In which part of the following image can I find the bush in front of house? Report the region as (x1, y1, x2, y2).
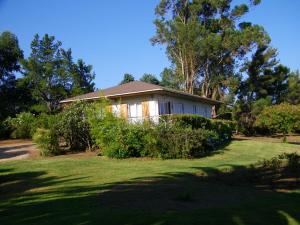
(104, 122, 153, 158)
(160, 114, 235, 146)
(57, 101, 93, 151)
(160, 114, 212, 129)
(33, 128, 60, 156)
(147, 124, 219, 159)
(88, 105, 154, 158)
(88, 109, 233, 159)
(255, 103, 300, 141)
(32, 101, 93, 156)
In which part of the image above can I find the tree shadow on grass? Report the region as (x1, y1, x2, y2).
(0, 168, 90, 202)
(1, 155, 300, 225)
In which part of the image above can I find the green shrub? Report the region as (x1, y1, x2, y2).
(148, 124, 217, 159)
(89, 111, 227, 159)
(5, 112, 36, 139)
(5, 112, 58, 139)
(89, 107, 153, 158)
(160, 114, 234, 146)
(210, 119, 235, 144)
(0, 120, 12, 139)
(88, 108, 234, 159)
(212, 153, 300, 187)
(33, 128, 60, 156)
(233, 98, 272, 135)
(160, 114, 212, 129)
(255, 103, 300, 141)
(35, 113, 58, 130)
(57, 102, 92, 151)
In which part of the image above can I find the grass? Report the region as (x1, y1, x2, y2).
(0, 139, 300, 225)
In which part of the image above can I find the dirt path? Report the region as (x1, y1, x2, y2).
(0, 140, 38, 162)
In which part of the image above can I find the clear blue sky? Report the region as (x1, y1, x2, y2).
(0, 0, 299, 89)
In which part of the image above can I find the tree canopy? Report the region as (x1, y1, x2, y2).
(21, 34, 95, 113)
(286, 71, 300, 105)
(120, 73, 135, 84)
(0, 31, 24, 121)
(140, 73, 160, 85)
(0, 31, 23, 82)
(238, 45, 289, 104)
(152, 0, 269, 99)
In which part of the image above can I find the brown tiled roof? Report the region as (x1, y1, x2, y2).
(60, 81, 221, 105)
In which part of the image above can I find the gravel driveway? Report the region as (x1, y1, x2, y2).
(0, 140, 38, 162)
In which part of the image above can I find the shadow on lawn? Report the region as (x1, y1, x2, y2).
(1, 155, 300, 225)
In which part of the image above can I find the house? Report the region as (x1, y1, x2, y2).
(60, 81, 221, 122)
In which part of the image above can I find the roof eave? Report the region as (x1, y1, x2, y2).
(60, 89, 222, 105)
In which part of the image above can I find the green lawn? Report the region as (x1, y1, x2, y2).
(1, 139, 300, 225)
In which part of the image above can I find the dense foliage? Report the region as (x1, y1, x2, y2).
(140, 73, 160, 85)
(161, 114, 235, 144)
(146, 124, 219, 159)
(286, 71, 300, 105)
(233, 97, 272, 135)
(0, 31, 29, 127)
(4, 112, 58, 139)
(88, 107, 234, 159)
(58, 102, 92, 151)
(5, 112, 36, 139)
(3, 102, 93, 155)
(21, 34, 95, 113)
(33, 128, 60, 156)
(152, 0, 269, 98)
(255, 103, 300, 141)
(120, 73, 135, 84)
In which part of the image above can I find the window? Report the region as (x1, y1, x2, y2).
(128, 103, 142, 122)
(159, 101, 171, 115)
(193, 105, 201, 115)
(173, 103, 184, 114)
(193, 105, 197, 114)
(112, 104, 120, 117)
(204, 107, 208, 118)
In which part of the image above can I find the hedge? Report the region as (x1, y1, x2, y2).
(89, 112, 235, 159)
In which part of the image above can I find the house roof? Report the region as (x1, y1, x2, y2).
(60, 81, 221, 105)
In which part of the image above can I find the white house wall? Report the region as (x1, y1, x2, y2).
(110, 95, 159, 121)
(154, 94, 213, 118)
(109, 93, 213, 120)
